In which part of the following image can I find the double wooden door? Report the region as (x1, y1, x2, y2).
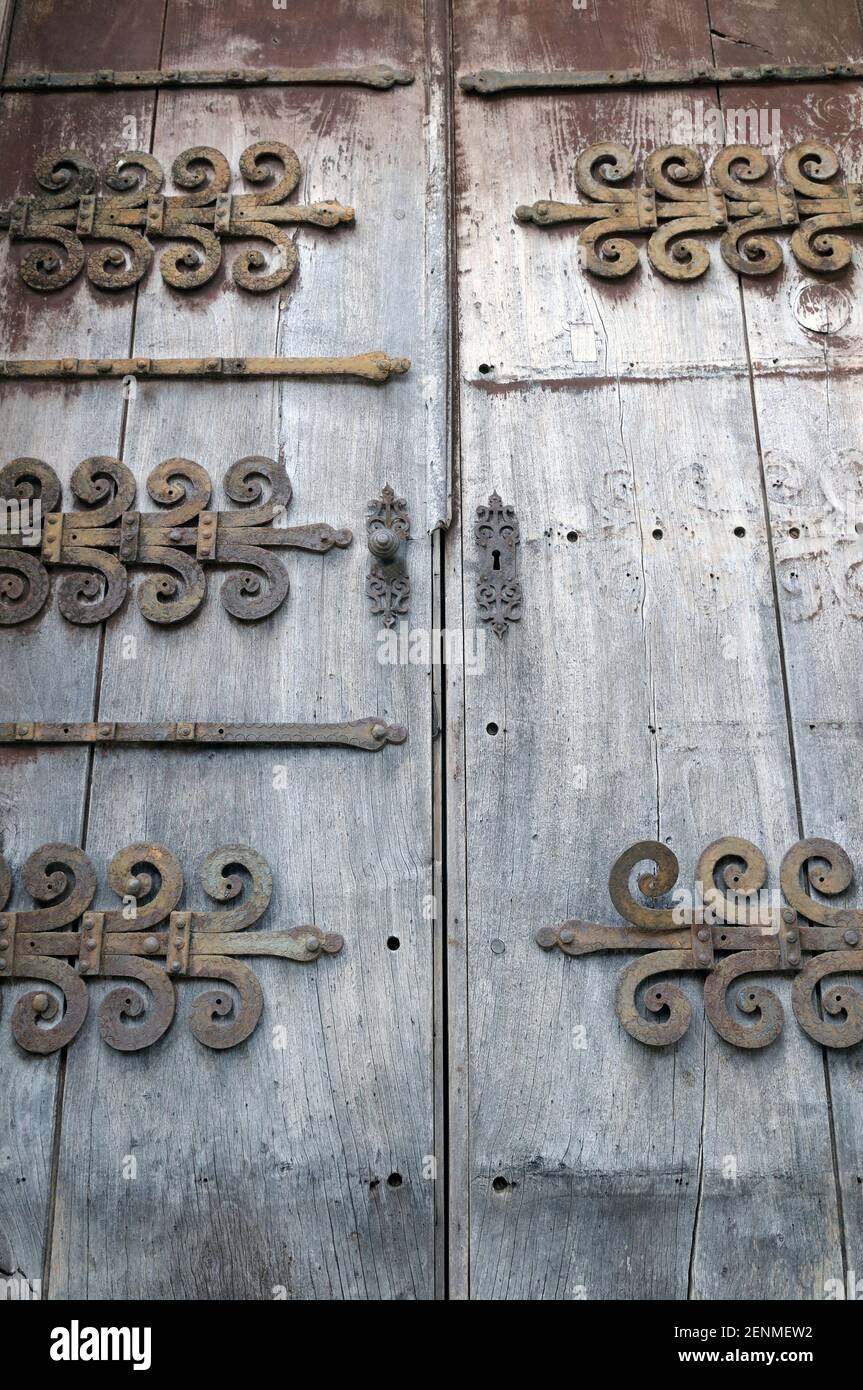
(1, 0, 861, 1300)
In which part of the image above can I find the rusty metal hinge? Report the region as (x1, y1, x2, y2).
(536, 837, 863, 1050)
(0, 142, 353, 294)
(4, 64, 414, 94)
(515, 140, 863, 280)
(461, 61, 863, 95)
(0, 352, 410, 382)
(0, 456, 351, 626)
(0, 843, 343, 1053)
(475, 492, 522, 638)
(1, 719, 407, 750)
(366, 484, 411, 627)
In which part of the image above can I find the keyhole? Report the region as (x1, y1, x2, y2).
(492, 549, 501, 571)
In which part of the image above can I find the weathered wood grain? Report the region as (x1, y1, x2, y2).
(0, 47, 159, 1306)
(4, 0, 167, 78)
(707, 0, 863, 67)
(725, 81, 863, 1301)
(451, 16, 845, 1295)
(453, 0, 714, 76)
(46, 0, 440, 1300)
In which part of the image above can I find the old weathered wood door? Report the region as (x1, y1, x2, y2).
(1, 0, 862, 1302)
(447, 0, 863, 1300)
(0, 0, 444, 1300)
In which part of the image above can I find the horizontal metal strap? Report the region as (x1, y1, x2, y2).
(2, 719, 408, 751)
(4, 64, 414, 93)
(0, 353, 411, 382)
(460, 61, 863, 95)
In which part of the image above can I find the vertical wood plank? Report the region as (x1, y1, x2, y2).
(46, 1, 441, 1299)
(725, 78, 863, 1299)
(0, 34, 161, 1298)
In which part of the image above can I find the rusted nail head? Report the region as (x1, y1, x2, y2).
(782, 907, 795, 924)
(559, 927, 575, 945)
(844, 929, 859, 946)
(697, 927, 710, 942)
(143, 935, 160, 953)
(32, 992, 49, 1013)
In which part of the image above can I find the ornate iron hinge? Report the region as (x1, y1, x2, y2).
(366, 484, 411, 627)
(515, 141, 863, 280)
(4, 64, 414, 93)
(1, 719, 407, 751)
(0, 455, 351, 626)
(461, 61, 863, 95)
(0, 843, 343, 1053)
(536, 837, 863, 1050)
(0, 352, 410, 382)
(475, 492, 522, 638)
(0, 142, 353, 294)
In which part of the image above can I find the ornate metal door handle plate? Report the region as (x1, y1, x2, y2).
(515, 140, 863, 280)
(0, 142, 353, 294)
(366, 484, 411, 627)
(0, 843, 344, 1053)
(475, 492, 522, 638)
(0, 455, 351, 626)
(536, 837, 863, 1050)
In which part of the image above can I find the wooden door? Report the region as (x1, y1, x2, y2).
(0, 0, 445, 1300)
(447, 0, 863, 1299)
(2, 0, 863, 1304)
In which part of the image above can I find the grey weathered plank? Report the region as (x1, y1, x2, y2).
(451, 27, 844, 1294)
(725, 79, 863, 1299)
(47, 0, 440, 1300)
(0, 76, 158, 1295)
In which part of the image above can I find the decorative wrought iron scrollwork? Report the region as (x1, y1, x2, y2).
(536, 836, 863, 1051)
(0, 843, 344, 1054)
(516, 141, 863, 281)
(0, 455, 352, 627)
(475, 492, 522, 638)
(366, 484, 411, 628)
(0, 142, 354, 294)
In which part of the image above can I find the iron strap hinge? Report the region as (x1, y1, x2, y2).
(1, 719, 408, 751)
(0, 353, 410, 382)
(515, 141, 863, 280)
(4, 64, 414, 93)
(536, 836, 863, 1051)
(0, 455, 353, 626)
(0, 141, 355, 295)
(461, 62, 863, 94)
(0, 844, 345, 1054)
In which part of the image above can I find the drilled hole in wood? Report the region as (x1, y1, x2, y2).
(492, 1175, 509, 1193)
(567, 530, 578, 542)
(387, 936, 400, 951)
(486, 722, 499, 736)
(789, 526, 800, 538)
(652, 528, 663, 540)
(387, 1172, 403, 1188)
(478, 363, 493, 375)
(734, 526, 746, 538)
